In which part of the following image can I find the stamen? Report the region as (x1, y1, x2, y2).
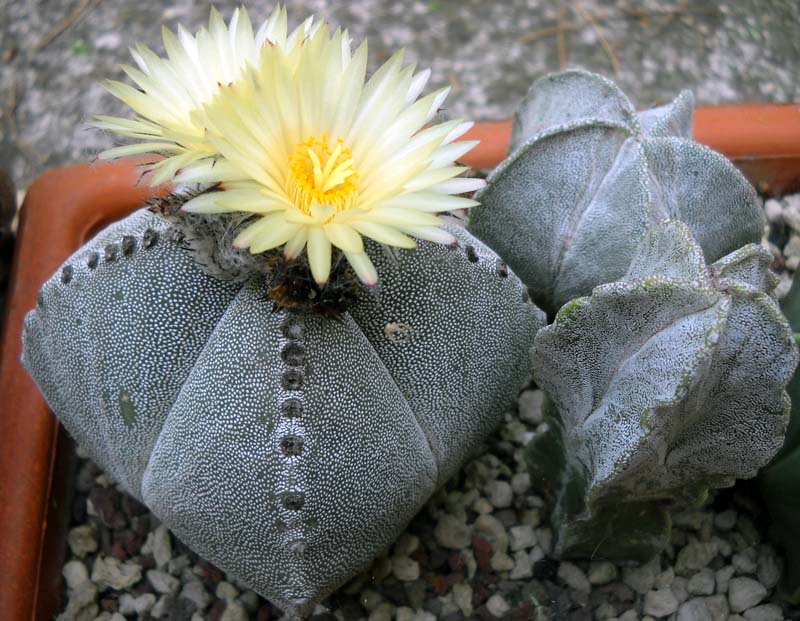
(287, 135, 358, 216)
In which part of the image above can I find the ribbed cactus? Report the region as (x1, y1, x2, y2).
(469, 69, 764, 316)
(527, 220, 797, 561)
(761, 278, 800, 602)
(22, 208, 544, 616)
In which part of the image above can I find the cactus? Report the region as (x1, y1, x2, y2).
(527, 219, 797, 561)
(22, 208, 544, 617)
(469, 69, 764, 316)
(760, 278, 800, 603)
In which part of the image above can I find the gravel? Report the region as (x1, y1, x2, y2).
(54, 195, 800, 619)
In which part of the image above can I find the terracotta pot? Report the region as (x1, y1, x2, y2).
(1, 104, 799, 620)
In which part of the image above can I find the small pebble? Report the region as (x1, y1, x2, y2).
(557, 561, 591, 593)
(62, 559, 89, 590)
(715, 565, 735, 594)
(393, 533, 419, 557)
(152, 524, 173, 569)
(368, 602, 393, 621)
(452, 583, 473, 617)
(490, 551, 514, 572)
(728, 577, 767, 613)
(486, 593, 511, 618)
(474, 514, 509, 553)
(215, 581, 239, 601)
(677, 598, 713, 621)
(508, 524, 537, 551)
(510, 472, 530, 495)
(391, 556, 420, 581)
(688, 568, 715, 596)
(118, 592, 156, 616)
(510, 550, 533, 580)
(703, 594, 730, 621)
(623, 558, 659, 594)
(518, 389, 543, 424)
(180, 580, 212, 611)
(484, 480, 513, 509)
(147, 569, 180, 594)
(742, 603, 784, 621)
(644, 588, 679, 618)
(434, 514, 471, 550)
(732, 548, 758, 575)
(67, 525, 98, 558)
(220, 600, 249, 621)
(676, 542, 718, 576)
(756, 545, 782, 589)
(91, 556, 142, 590)
(588, 560, 618, 585)
(714, 510, 737, 532)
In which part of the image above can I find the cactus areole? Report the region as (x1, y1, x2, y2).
(20, 6, 546, 617)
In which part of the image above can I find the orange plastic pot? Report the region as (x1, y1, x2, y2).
(1, 104, 799, 621)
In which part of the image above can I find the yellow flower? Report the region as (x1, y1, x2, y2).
(95, 5, 309, 184)
(180, 20, 484, 285)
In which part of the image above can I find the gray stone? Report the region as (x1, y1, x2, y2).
(152, 524, 172, 569)
(623, 558, 659, 595)
(688, 568, 716, 596)
(742, 604, 785, 621)
(90, 556, 142, 591)
(714, 510, 738, 532)
(676, 542, 718, 576)
(618, 611, 638, 621)
(643, 589, 679, 618)
(509, 524, 537, 551)
(716, 566, 736, 594)
(703, 595, 730, 621)
(510, 550, 534, 580)
(147, 569, 180, 595)
(452, 583, 473, 617)
(118, 593, 156, 616)
(474, 514, 509, 553)
(486, 593, 511, 618)
(391, 556, 420, 582)
(490, 551, 515, 572)
(57, 581, 98, 621)
(220, 601, 249, 621)
(589, 561, 619, 586)
(367, 603, 393, 621)
(215, 581, 239, 601)
(67, 525, 98, 559)
(757, 545, 782, 589)
(434, 514, 471, 550)
(393, 533, 419, 557)
(511, 472, 531, 495)
(677, 599, 713, 621)
(62, 560, 89, 590)
(360, 589, 384, 612)
(485, 480, 513, 509)
(733, 548, 758, 575)
(594, 602, 616, 619)
(671, 577, 690, 604)
(179, 580, 212, 611)
(764, 200, 784, 224)
(655, 567, 675, 589)
(728, 577, 767, 613)
(557, 561, 591, 593)
(518, 390, 544, 425)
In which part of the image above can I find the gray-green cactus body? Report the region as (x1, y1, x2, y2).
(469, 70, 764, 316)
(760, 278, 800, 603)
(527, 220, 797, 561)
(22, 208, 544, 616)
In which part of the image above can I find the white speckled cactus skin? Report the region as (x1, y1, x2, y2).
(527, 220, 798, 561)
(469, 70, 765, 316)
(22, 208, 544, 617)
